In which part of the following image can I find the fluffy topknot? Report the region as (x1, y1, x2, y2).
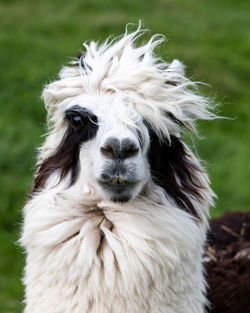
(42, 24, 215, 140)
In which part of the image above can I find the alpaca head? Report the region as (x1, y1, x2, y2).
(44, 92, 151, 203)
(32, 25, 215, 218)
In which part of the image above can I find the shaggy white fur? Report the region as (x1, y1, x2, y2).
(21, 25, 215, 313)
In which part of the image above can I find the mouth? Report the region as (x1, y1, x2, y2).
(98, 176, 138, 203)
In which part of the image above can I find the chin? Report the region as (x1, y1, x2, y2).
(99, 180, 141, 203)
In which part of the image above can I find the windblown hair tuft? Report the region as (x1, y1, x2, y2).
(42, 24, 215, 141)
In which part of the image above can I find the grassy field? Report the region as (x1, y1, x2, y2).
(0, 0, 249, 311)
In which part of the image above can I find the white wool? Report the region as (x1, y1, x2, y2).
(21, 184, 209, 313)
(21, 25, 216, 313)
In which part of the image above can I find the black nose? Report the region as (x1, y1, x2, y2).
(101, 137, 139, 160)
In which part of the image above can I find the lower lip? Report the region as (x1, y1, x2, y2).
(99, 180, 136, 189)
(98, 181, 137, 203)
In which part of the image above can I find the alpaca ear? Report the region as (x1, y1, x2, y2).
(42, 66, 83, 114)
(168, 59, 185, 76)
(160, 58, 215, 135)
(148, 126, 208, 220)
(42, 84, 58, 113)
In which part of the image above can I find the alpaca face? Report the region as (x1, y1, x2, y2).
(54, 93, 150, 203)
(32, 27, 215, 217)
(33, 90, 210, 214)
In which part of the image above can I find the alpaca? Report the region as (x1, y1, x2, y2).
(20, 25, 216, 313)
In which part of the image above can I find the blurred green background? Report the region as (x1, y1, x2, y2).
(0, 0, 249, 311)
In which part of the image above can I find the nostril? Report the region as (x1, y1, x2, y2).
(100, 145, 114, 158)
(122, 139, 139, 158)
(125, 147, 139, 158)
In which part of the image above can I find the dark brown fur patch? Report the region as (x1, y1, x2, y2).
(147, 128, 205, 219)
(31, 126, 81, 194)
(31, 106, 98, 195)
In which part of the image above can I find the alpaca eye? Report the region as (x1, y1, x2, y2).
(65, 105, 98, 132)
(69, 114, 84, 129)
(73, 116, 81, 122)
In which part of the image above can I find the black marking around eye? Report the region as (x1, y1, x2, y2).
(65, 105, 98, 131)
(31, 105, 98, 194)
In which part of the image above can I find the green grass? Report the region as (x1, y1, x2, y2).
(1, 0, 250, 311)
